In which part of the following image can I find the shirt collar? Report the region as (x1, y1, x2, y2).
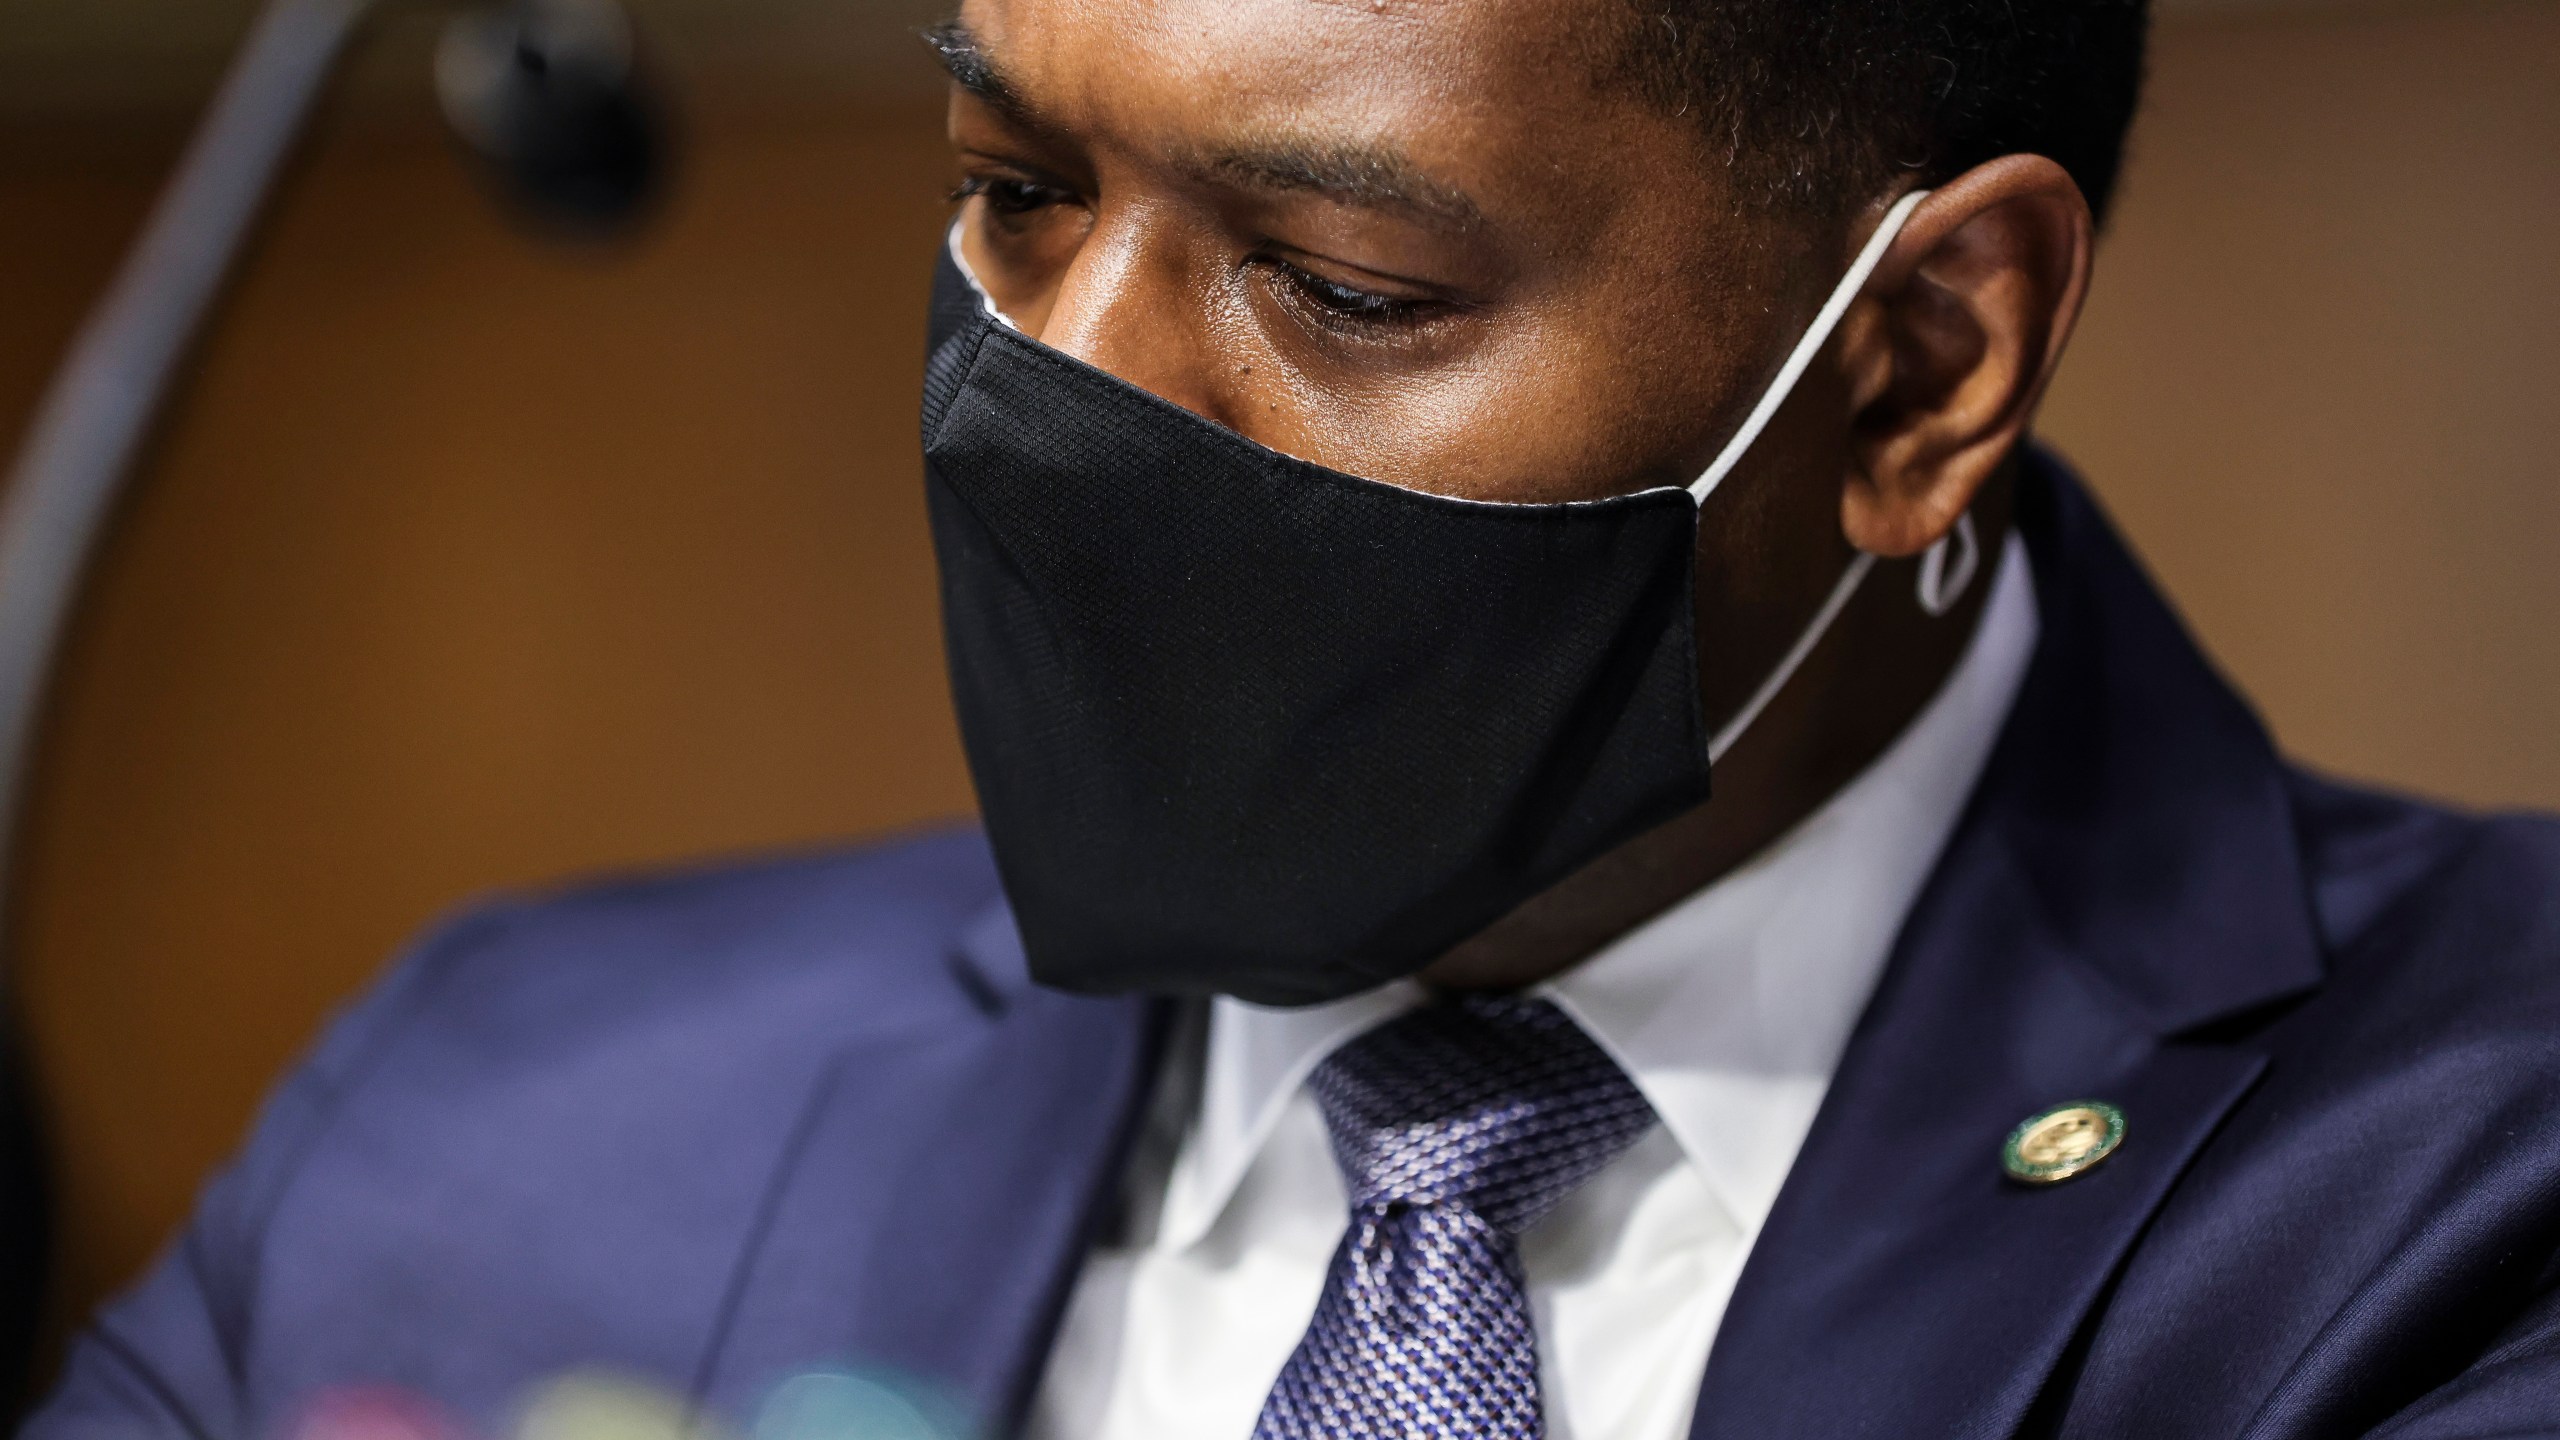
(1160, 535, 2042, 1251)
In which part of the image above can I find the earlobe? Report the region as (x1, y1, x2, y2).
(1840, 155, 2095, 559)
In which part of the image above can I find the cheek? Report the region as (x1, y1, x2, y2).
(958, 203, 1093, 334)
(1244, 307, 1747, 507)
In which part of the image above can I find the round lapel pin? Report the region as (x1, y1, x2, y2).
(2003, 1100, 2127, 1185)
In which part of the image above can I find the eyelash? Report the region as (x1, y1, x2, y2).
(948, 174, 1072, 217)
(951, 174, 1443, 334)
(1255, 257, 1435, 331)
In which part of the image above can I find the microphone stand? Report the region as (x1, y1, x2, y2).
(1, 0, 381, 887)
(0, 0, 662, 1386)
(0, 0, 381, 1394)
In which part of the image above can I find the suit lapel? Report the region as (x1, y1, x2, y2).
(1688, 833, 2274, 1439)
(1693, 455, 2324, 1439)
(690, 904, 1167, 1432)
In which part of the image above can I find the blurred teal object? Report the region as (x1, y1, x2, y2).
(752, 1370, 970, 1440)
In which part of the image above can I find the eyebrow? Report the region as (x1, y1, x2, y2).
(924, 18, 1485, 233)
(922, 19, 1035, 126)
(1196, 140, 1486, 232)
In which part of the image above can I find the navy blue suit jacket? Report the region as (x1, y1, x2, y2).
(26, 454, 2560, 1438)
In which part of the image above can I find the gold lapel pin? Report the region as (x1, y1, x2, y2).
(2003, 1100, 2127, 1185)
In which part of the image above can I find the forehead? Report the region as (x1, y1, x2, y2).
(962, 0, 1608, 92)
(956, 0, 1666, 208)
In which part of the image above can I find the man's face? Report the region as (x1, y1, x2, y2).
(939, 0, 1849, 516)
(931, 0, 2089, 990)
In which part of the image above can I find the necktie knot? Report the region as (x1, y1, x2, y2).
(1309, 994, 1656, 1236)
(1253, 996, 1657, 1439)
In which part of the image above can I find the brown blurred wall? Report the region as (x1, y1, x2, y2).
(0, 0, 2554, 1378)
(0, 102, 980, 1353)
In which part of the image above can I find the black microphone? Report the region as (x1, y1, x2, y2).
(434, 0, 670, 237)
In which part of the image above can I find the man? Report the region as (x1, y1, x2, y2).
(25, 0, 2560, 1435)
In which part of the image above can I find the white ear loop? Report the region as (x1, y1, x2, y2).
(1696, 189, 1931, 763)
(1916, 509, 1980, 617)
(1709, 549, 1878, 762)
(1688, 188, 1930, 505)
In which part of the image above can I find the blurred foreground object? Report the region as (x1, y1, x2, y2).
(284, 1370, 968, 1440)
(0, 0, 669, 1399)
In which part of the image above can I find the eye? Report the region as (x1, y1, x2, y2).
(950, 174, 1077, 221)
(1257, 256, 1441, 331)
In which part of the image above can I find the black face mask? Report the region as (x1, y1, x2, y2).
(921, 194, 1926, 1006)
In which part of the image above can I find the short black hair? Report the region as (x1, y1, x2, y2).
(1616, 0, 2150, 223)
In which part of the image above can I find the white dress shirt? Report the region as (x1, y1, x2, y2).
(1026, 535, 2040, 1440)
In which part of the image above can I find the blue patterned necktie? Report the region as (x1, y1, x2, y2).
(1251, 994, 1659, 1440)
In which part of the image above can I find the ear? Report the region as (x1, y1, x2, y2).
(1835, 155, 2095, 558)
